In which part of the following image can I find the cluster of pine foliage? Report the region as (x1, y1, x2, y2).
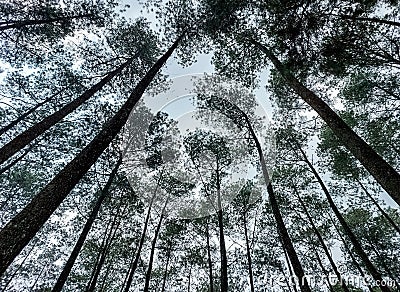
(0, 0, 399, 291)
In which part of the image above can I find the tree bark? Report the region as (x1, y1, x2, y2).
(0, 57, 134, 165)
(311, 245, 334, 292)
(296, 145, 391, 292)
(0, 34, 183, 277)
(51, 157, 122, 292)
(250, 39, 400, 206)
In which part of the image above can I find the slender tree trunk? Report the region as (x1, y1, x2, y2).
(277, 262, 294, 292)
(331, 14, 400, 27)
(187, 266, 191, 292)
(0, 145, 31, 176)
(293, 186, 350, 292)
(365, 237, 400, 289)
(0, 13, 95, 31)
(143, 199, 168, 292)
(0, 35, 183, 277)
(278, 234, 298, 292)
(0, 57, 134, 165)
(206, 218, 214, 292)
(86, 202, 126, 292)
(160, 244, 172, 292)
(329, 214, 375, 292)
(243, 212, 255, 292)
(98, 252, 116, 292)
(1, 239, 37, 291)
(51, 157, 122, 292)
(296, 145, 391, 292)
(0, 85, 71, 137)
(250, 39, 400, 206)
(356, 178, 400, 235)
(30, 263, 47, 290)
(216, 162, 229, 292)
(244, 116, 311, 292)
(123, 170, 164, 292)
(311, 246, 334, 292)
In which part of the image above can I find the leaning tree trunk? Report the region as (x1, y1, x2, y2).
(0, 34, 183, 277)
(0, 13, 95, 31)
(160, 243, 172, 292)
(243, 211, 255, 292)
(123, 171, 164, 292)
(0, 56, 134, 165)
(329, 214, 375, 292)
(143, 200, 168, 292)
(356, 178, 400, 235)
(0, 85, 70, 137)
(293, 186, 350, 292)
(250, 39, 400, 206)
(51, 157, 122, 292)
(296, 145, 392, 292)
(245, 116, 311, 292)
(86, 202, 126, 292)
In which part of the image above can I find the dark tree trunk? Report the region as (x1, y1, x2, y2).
(278, 236, 298, 292)
(51, 157, 122, 292)
(0, 85, 71, 137)
(0, 35, 183, 277)
(329, 214, 375, 292)
(123, 172, 164, 292)
(160, 244, 172, 292)
(311, 246, 334, 292)
(356, 178, 400, 235)
(86, 202, 126, 292)
(0, 13, 95, 31)
(0, 57, 134, 165)
(206, 218, 214, 292)
(143, 199, 169, 292)
(245, 116, 311, 292)
(216, 162, 228, 292)
(250, 39, 400, 206)
(293, 186, 350, 292)
(297, 145, 391, 292)
(0, 145, 31, 176)
(332, 14, 400, 27)
(243, 212, 255, 292)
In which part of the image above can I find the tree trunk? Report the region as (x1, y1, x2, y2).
(329, 214, 375, 292)
(243, 212, 255, 292)
(123, 171, 164, 292)
(332, 14, 400, 27)
(216, 162, 229, 292)
(51, 157, 122, 292)
(0, 145, 31, 176)
(356, 178, 400, 235)
(0, 13, 95, 31)
(296, 145, 391, 292)
(0, 57, 134, 165)
(0, 85, 71, 137)
(245, 116, 311, 292)
(206, 218, 214, 292)
(0, 34, 183, 277)
(250, 39, 400, 206)
(293, 186, 350, 292)
(311, 245, 334, 292)
(160, 244, 172, 292)
(143, 199, 168, 292)
(86, 202, 126, 292)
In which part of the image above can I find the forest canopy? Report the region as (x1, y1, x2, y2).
(0, 0, 399, 291)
